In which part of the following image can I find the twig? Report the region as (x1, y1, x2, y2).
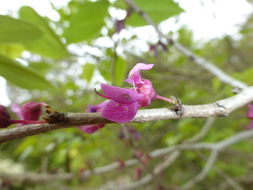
(1, 86, 253, 143)
(181, 150, 218, 190)
(216, 168, 244, 190)
(124, 0, 248, 89)
(185, 118, 215, 143)
(111, 151, 181, 190)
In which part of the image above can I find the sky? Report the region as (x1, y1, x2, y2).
(0, 0, 252, 105)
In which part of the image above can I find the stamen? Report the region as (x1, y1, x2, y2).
(155, 94, 174, 104)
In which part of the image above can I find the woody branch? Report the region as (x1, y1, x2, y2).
(0, 86, 253, 143)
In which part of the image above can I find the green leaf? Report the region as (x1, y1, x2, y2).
(29, 61, 53, 76)
(0, 54, 52, 90)
(82, 63, 95, 82)
(0, 15, 43, 44)
(99, 60, 112, 81)
(63, 0, 110, 43)
(0, 44, 25, 58)
(19, 6, 69, 59)
(126, 0, 184, 26)
(114, 57, 127, 86)
(233, 67, 253, 85)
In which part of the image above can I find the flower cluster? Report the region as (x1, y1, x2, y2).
(0, 102, 47, 128)
(80, 63, 175, 134)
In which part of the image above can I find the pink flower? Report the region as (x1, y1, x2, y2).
(96, 63, 174, 123)
(247, 104, 253, 119)
(79, 101, 108, 134)
(118, 126, 141, 140)
(97, 84, 141, 122)
(115, 19, 125, 33)
(126, 63, 173, 106)
(11, 102, 46, 121)
(83, 63, 177, 133)
(247, 121, 253, 129)
(246, 104, 253, 129)
(0, 102, 47, 128)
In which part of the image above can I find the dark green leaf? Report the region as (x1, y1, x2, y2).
(63, 0, 110, 43)
(82, 63, 95, 82)
(19, 6, 69, 59)
(0, 54, 52, 90)
(126, 0, 184, 26)
(0, 15, 43, 44)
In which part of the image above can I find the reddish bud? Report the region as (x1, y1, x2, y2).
(0, 105, 12, 128)
(117, 160, 125, 169)
(11, 102, 46, 121)
(134, 167, 142, 180)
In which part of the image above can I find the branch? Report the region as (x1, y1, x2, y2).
(2, 128, 253, 185)
(124, 0, 248, 90)
(0, 86, 253, 143)
(118, 151, 181, 190)
(181, 150, 218, 190)
(216, 168, 244, 190)
(185, 117, 215, 143)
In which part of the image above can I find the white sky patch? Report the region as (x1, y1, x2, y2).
(0, 0, 70, 21)
(171, 0, 253, 40)
(0, 77, 11, 106)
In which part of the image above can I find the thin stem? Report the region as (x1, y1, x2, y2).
(155, 94, 174, 104)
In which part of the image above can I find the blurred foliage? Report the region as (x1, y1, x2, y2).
(0, 0, 253, 189)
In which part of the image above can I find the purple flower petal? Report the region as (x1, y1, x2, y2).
(102, 100, 139, 122)
(0, 105, 12, 128)
(11, 104, 24, 119)
(138, 80, 156, 107)
(80, 101, 108, 134)
(80, 124, 105, 134)
(247, 104, 253, 119)
(128, 126, 141, 140)
(246, 120, 253, 129)
(100, 84, 141, 104)
(86, 101, 108, 112)
(126, 63, 154, 85)
(115, 19, 125, 33)
(11, 102, 44, 121)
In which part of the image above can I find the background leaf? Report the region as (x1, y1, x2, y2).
(0, 15, 43, 44)
(82, 63, 95, 82)
(126, 0, 184, 26)
(0, 54, 52, 90)
(114, 57, 127, 86)
(63, 0, 110, 43)
(19, 6, 69, 59)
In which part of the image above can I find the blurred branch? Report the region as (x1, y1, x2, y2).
(2, 128, 253, 185)
(1, 86, 253, 143)
(216, 168, 244, 190)
(116, 151, 180, 190)
(185, 118, 215, 143)
(109, 118, 215, 189)
(0, 172, 73, 184)
(181, 150, 218, 190)
(124, 0, 248, 90)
